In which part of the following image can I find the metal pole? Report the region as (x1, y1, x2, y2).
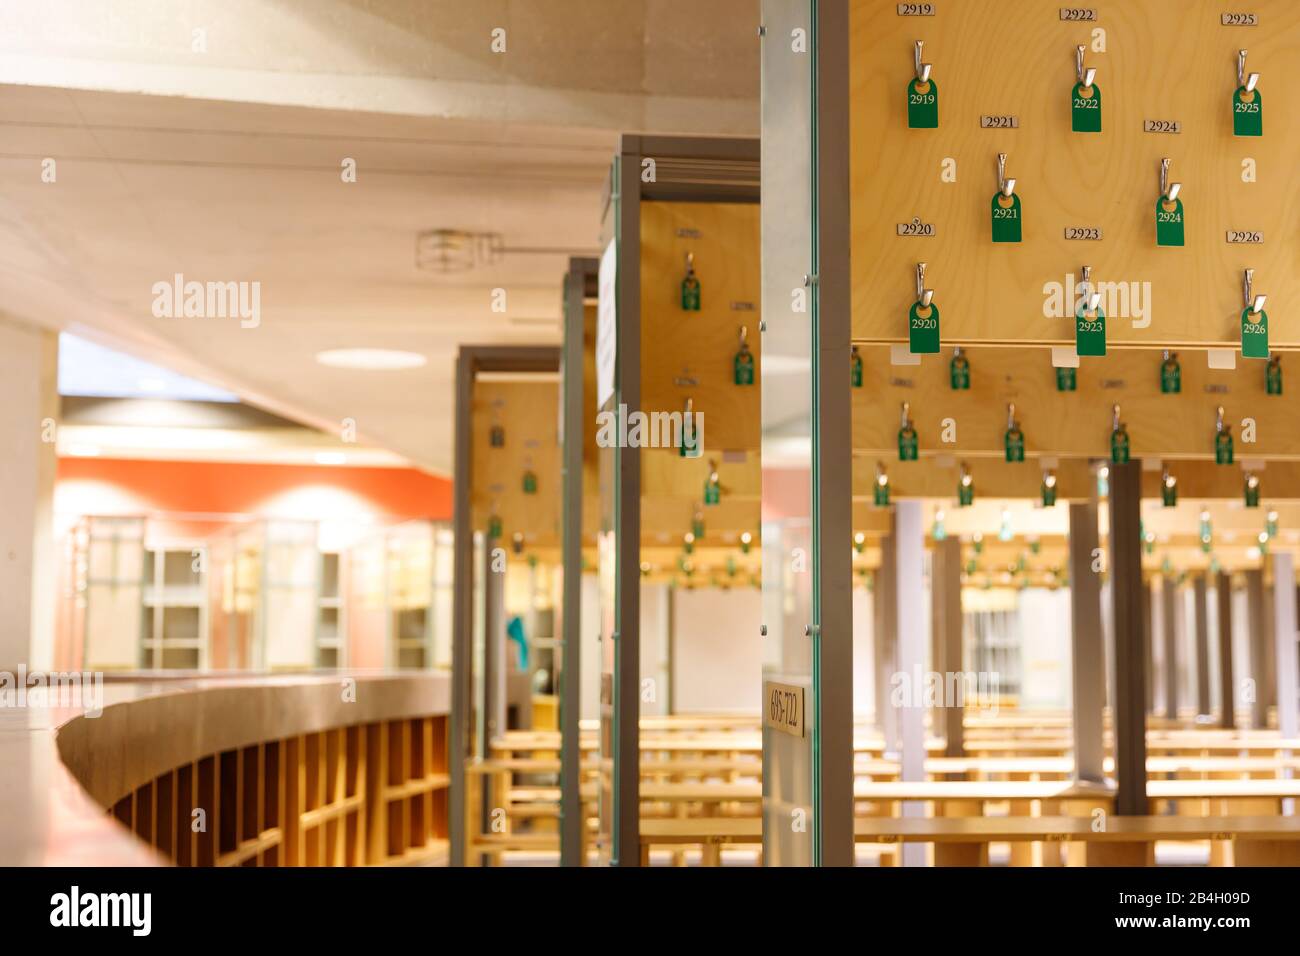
(1068, 501, 1105, 783)
(1108, 461, 1148, 815)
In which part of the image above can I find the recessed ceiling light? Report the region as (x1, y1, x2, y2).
(314, 452, 347, 465)
(315, 349, 427, 371)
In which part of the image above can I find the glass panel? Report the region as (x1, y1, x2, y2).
(760, 0, 817, 866)
(595, 165, 621, 864)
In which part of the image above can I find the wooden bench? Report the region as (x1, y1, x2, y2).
(638, 815, 1300, 867)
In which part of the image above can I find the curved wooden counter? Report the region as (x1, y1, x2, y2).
(1, 672, 450, 866)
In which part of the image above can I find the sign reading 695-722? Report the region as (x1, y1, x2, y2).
(764, 681, 806, 738)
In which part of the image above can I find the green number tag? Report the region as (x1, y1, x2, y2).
(1160, 359, 1181, 393)
(681, 273, 701, 311)
(991, 193, 1022, 243)
(522, 470, 538, 494)
(1266, 357, 1282, 394)
(1056, 367, 1077, 392)
(1162, 482, 1178, 507)
(1071, 82, 1102, 132)
(1241, 307, 1269, 360)
(1232, 87, 1262, 137)
(692, 515, 705, 539)
(909, 301, 940, 354)
(1155, 197, 1184, 247)
(680, 417, 701, 458)
(1041, 482, 1057, 507)
(949, 354, 970, 390)
(1076, 303, 1106, 357)
(733, 348, 755, 385)
(1111, 428, 1130, 464)
(906, 78, 938, 129)
(873, 482, 890, 507)
(898, 426, 919, 461)
(1004, 427, 1025, 462)
(1245, 481, 1261, 508)
(703, 479, 720, 505)
(850, 347, 864, 387)
(487, 515, 503, 538)
(490, 425, 505, 447)
(1215, 432, 1234, 465)
(958, 481, 974, 507)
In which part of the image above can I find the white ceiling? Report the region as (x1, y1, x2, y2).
(0, 84, 622, 473)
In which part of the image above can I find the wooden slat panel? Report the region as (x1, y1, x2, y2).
(850, 0, 1300, 348)
(852, 345, 1300, 459)
(640, 200, 761, 453)
(471, 379, 561, 545)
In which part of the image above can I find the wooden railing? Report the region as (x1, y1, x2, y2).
(51, 673, 450, 867)
(108, 716, 448, 866)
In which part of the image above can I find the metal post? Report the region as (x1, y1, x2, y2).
(875, 529, 899, 752)
(811, 0, 854, 867)
(1217, 571, 1236, 729)
(449, 350, 474, 866)
(1245, 569, 1268, 729)
(559, 258, 596, 866)
(1162, 576, 1178, 722)
(610, 141, 641, 865)
(1108, 461, 1148, 814)
(895, 501, 926, 866)
(1142, 579, 1154, 714)
(1068, 501, 1105, 783)
(1273, 554, 1299, 739)
(935, 536, 963, 757)
(1194, 575, 1211, 717)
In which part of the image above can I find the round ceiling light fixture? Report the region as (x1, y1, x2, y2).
(315, 348, 427, 371)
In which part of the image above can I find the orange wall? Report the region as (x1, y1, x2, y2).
(56, 457, 451, 524)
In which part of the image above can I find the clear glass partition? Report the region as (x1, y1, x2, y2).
(760, 0, 817, 866)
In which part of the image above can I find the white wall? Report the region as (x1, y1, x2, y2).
(0, 320, 57, 671)
(577, 576, 693, 719)
(853, 587, 875, 718)
(641, 583, 670, 716)
(1017, 588, 1072, 709)
(580, 573, 600, 721)
(670, 587, 762, 713)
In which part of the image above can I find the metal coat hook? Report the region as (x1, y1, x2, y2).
(1243, 269, 1266, 314)
(876, 461, 889, 485)
(900, 401, 912, 428)
(997, 153, 1016, 198)
(1238, 49, 1259, 92)
(914, 41, 931, 84)
(1080, 266, 1101, 312)
(1216, 405, 1226, 433)
(960, 462, 972, 486)
(1163, 468, 1176, 489)
(1007, 402, 1017, 430)
(684, 251, 695, 274)
(1112, 403, 1122, 431)
(738, 325, 748, 346)
(1076, 45, 1096, 88)
(1160, 158, 1181, 203)
(915, 262, 934, 307)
